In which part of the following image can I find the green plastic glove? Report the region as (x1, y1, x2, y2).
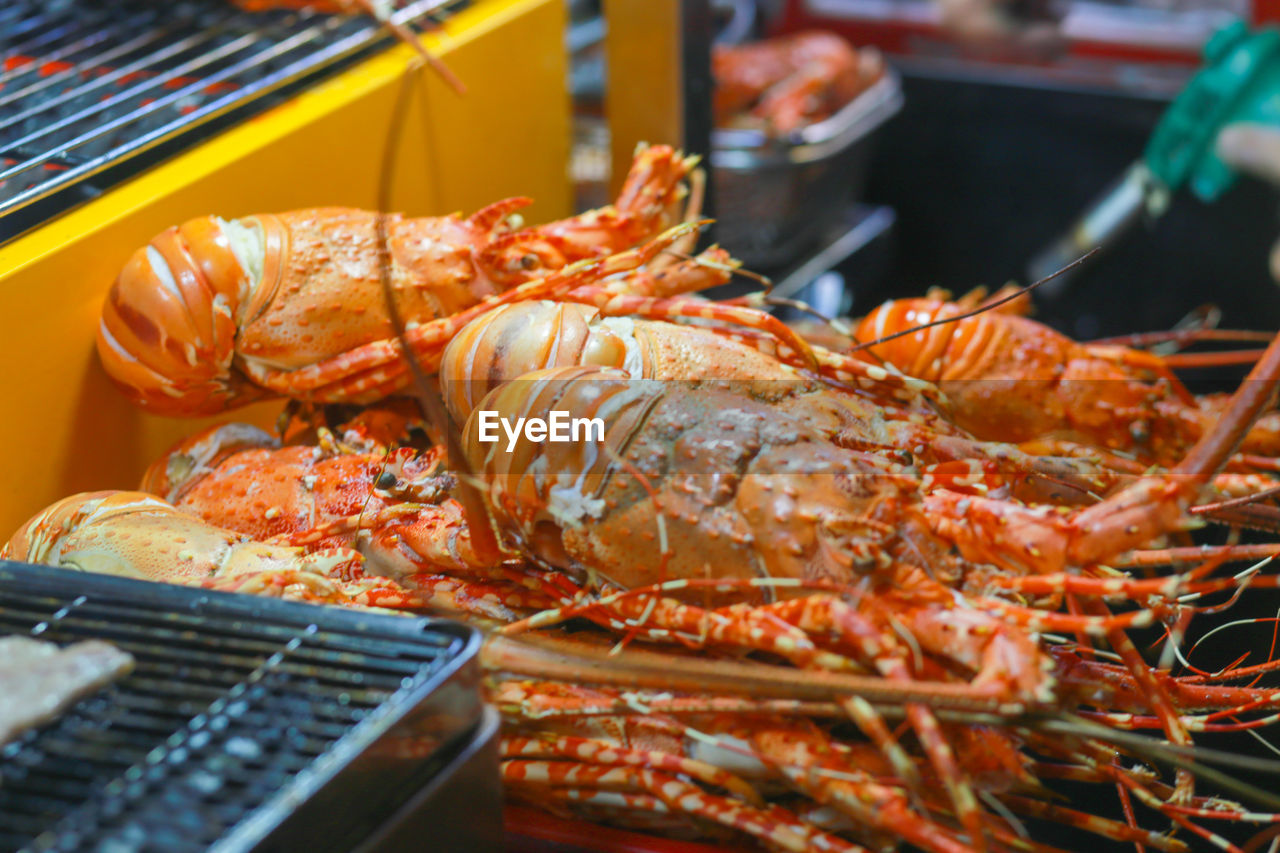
(1217, 122, 1280, 282)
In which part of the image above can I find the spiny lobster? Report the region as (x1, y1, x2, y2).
(96, 144, 714, 415)
(442, 299, 1278, 510)
(851, 294, 1280, 468)
(12, 473, 1280, 852)
(89, 290, 1280, 848)
(434, 303, 1280, 848)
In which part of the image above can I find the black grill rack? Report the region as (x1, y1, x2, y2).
(0, 561, 496, 853)
(0, 0, 464, 239)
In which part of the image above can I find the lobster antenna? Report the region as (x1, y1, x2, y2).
(353, 0, 467, 94)
(1192, 484, 1280, 514)
(1091, 328, 1275, 348)
(1036, 715, 1280, 810)
(373, 64, 503, 563)
(758, 295, 854, 337)
(848, 248, 1099, 355)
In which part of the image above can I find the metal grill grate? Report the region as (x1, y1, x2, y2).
(0, 561, 485, 853)
(0, 0, 463, 238)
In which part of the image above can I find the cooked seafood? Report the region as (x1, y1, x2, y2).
(96, 146, 707, 415)
(713, 31, 885, 133)
(16, 146, 1280, 849)
(851, 294, 1280, 466)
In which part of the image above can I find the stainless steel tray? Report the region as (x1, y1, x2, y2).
(710, 69, 903, 269)
(0, 561, 499, 853)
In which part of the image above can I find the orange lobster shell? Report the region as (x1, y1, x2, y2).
(97, 145, 697, 416)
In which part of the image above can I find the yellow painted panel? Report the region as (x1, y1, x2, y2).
(602, 0, 682, 195)
(0, 0, 570, 536)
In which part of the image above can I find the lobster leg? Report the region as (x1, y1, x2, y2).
(490, 680, 848, 721)
(197, 564, 372, 605)
(760, 594, 989, 850)
(573, 247, 739, 299)
(359, 573, 539, 620)
(501, 734, 764, 806)
(504, 581, 861, 672)
(475, 145, 699, 280)
(502, 760, 853, 852)
(750, 723, 976, 853)
(701, 325, 940, 402)
(1084, 344, 1198, 406)
(1000, 796, 1189, 852)
(556, 290, 820, 370)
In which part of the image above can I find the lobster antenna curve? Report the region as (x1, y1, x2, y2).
(848, 248, 1100, 355)
(374, 64, 503, 564)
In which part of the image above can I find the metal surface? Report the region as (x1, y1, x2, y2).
(0, 0, 462, 237)
(0, 0, 572, 537)
(0, 561, 494, 853)
(771, 203, 896, 302)
(358, 707, 503, 853)
(710, 70, 902, 268)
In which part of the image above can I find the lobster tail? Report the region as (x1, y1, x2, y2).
(462, 365, 644, 557)
(6, 489, 365, 595)
(97, 215, 281, 416)
(852, 299, 962, 380)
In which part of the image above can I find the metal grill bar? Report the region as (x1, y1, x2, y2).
(0, 0, 461, 228)
(0, 562, 483, 853)
(0, 23, 175, 112)
(0, 20, 246, 139)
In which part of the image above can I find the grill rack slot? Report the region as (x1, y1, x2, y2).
(0, 0, 463, 237)
(0, 562, 484, 853)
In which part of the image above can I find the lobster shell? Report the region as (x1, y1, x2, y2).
(97, 214, 280, 416)
(97, 145, 696, 417)
(97, 209, 487, 416)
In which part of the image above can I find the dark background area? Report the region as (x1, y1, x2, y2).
(857, 70, 1280, 343)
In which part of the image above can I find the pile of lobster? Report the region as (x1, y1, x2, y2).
(12, 143, 1280, 851)
(713, 31, 886, 135)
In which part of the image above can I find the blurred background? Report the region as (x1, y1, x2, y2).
(569, 0, 1280, 352)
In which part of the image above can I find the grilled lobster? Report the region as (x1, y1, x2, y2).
(441, 299, 1280, 511)
(96, 145, 707, 415)
(851, 295, 1280, 467)
(447, 313, 1280, 845)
